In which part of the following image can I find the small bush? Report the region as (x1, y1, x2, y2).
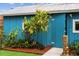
(69, 40, 79, 55)
(15, 39, 25, 48)
(2, 28, 18, 48)
(25, 39, 45, 50)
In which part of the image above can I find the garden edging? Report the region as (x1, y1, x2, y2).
(2, 46, 51, 55)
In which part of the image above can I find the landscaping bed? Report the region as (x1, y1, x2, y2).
(2, 46, 51, 55)
(69, 40, 79, 56)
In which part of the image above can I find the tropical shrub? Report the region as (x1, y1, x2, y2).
(69, 40, 79, 55)
(15, 39, 25, 48)
(23, 10, 51, 49)
(24, 39, 45, 50)
(3, 28, 18, 48)
(23, 10, 50, 34)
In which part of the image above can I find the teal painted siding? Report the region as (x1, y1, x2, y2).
(67, 13, 79, 45)
(48, 13, 65, 47)
(4, 16, 25, 39)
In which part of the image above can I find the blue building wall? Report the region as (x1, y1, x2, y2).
(49, 13, 65, 47)
(3, 13, 65, 47)
(67, 13, 79, 45)
(4, 16, 24, 39)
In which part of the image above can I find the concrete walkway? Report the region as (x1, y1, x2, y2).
(43, 47, 63, 56)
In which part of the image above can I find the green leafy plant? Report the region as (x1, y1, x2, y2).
(3, 28, 19, 48)
(24, 39, 45, 50)
(15, 39, 25, 48)
(69, 40, 79, 55)
(23, 10, 51, 49)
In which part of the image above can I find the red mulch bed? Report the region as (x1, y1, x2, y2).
(2, 46, 51, 55)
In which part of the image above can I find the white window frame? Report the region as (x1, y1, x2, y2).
(73, 19, 79, 33)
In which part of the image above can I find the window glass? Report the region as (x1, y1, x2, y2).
(75, 21, 79, 30)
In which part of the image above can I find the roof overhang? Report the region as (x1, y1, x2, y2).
(1, 4, 79, 16)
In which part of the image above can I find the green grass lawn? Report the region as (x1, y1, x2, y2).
(0, 50, 41, 56)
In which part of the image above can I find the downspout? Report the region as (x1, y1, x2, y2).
(65, 14, 67, 35)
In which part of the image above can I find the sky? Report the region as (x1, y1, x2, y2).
(0, 3, 52, 11)
(0, 3, 37, 10)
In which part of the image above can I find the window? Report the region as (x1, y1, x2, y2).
(73, 20, 79, 33)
